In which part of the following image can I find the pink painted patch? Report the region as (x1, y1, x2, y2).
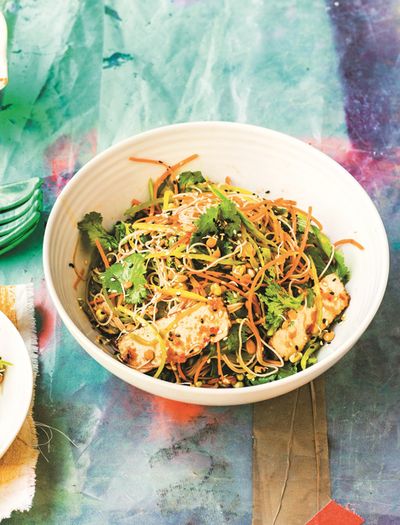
(44, 131, 98, 197)
(306, 500, 364, 525)
(35, 280, 57, 352)
(308, 137, 399, 193)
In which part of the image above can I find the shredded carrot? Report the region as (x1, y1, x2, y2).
(71, 238, 86, 285)
(246, 251, 297, 360)
(280, 207, 312, 283)
(89, 292, 119, 306)
(334, 238, 364, 250)
(170, 154, 199, 180)
(225, 176, 232, 185)
(130, 198, 141, 206)
(205, 270, 250, 289)
(129, 156, 171, 169)
(292, 206, 323, 230)
(193, 355, 209, 384)
(170, 366, 180, 383)
(153, 153, 199, 198)
(249, 210, 267, 223)
(73, 270, 85, 290)
(216, 341, 223, 377)
(95, 238, 110, 268)
(177, 363, 187, 381)
(201, 273, 248, 297)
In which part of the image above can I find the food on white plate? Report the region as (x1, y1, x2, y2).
(0, 357, 11, 384)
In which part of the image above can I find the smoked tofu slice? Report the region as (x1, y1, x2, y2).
(269, 273, 349, 360)
(118, 303, 230, 372)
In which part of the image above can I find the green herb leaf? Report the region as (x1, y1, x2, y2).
(224, 290, 241, 304)
(78, 212, 117, 251)
(222, 323, 251, 354)
(195, 205, 220, 237)
(258, 281, 303, 335)
(312, 226, 333, 258)
(209, 185, 270, 246)
(333, 250, 350, 283)
(113, 222, 128, 244)
(306, 288, 315, 308)
(305, 246, 327, 275)
(296, 214, 307, 233)
(192, 196, 242, 244)
(300, 337, 320, 370)
(101, 253, 147, 304)
(177, 171, 206, 192)
(277, 363, 298, 378)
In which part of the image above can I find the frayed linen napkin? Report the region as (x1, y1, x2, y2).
(0, 284, 39, 521)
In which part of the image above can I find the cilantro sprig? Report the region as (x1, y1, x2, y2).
(177, 171, 206, 192)
(194, 198, 242, 239)
(258, 280, 303, 335)
(100, 253, 147, 304)
(78, 212, 118, 252)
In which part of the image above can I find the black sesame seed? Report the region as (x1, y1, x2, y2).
(68, 262, 75, 268)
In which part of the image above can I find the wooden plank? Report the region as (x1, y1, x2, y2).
(253, 379, 331, 525)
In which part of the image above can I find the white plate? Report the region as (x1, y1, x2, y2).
(0, 311, 33, 459)
(43, 122, 389, 405)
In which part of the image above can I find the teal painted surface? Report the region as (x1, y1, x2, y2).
(0, 0, 397, 524)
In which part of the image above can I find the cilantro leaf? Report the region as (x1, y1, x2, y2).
(78, 212, 117, 252)
(195, 206, 219, 237)
(177, 171, 206, 192)
(305, 246, 327, 275)
(333, 250, 350, 283)
(306, 288, 315, 308)
(100, 253, 147, 304)
(258, 281, 303, 335)
(224, 290, 241, 304)
(312, 226, 333, 257)
(219, 198, 242, 236)
(222, 323, 251, 354)
(113, 222, 128, 244)
(192, 198, 242, 244)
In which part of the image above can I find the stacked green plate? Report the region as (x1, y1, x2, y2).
(0, 178, 42, 255)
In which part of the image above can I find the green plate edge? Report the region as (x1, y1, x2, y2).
(0, 200, 42, 237)
(0, 210, 41, 248)
(0, 189, 43, 225)
(0, 220, 40, 256)
(0, 177, 42, 212)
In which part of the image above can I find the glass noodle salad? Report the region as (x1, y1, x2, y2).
(0, 357, 11, 384)
(76, 154, 363, 388)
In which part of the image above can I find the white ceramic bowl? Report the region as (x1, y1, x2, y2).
(0, 311, 33, 458)
(43, 122, 389, 405)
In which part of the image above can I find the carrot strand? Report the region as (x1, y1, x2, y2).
(216, 341, 223, 378)
(334, 238, 364, 250)
(95, 238, 110, 268)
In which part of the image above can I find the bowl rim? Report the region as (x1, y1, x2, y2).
(43, 121, 390, 401)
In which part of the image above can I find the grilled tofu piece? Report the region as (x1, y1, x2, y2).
(118, 303, 230, 372)
(269, 273, 349, 360)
